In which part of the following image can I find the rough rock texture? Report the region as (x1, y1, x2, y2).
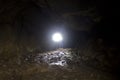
(0, 48, 118, 80)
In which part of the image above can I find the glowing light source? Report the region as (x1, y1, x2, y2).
(52, 33, 63, 42)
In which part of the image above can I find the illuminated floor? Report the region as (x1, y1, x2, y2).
(0, 48, 117, 80)
(35, 48, 72, 67)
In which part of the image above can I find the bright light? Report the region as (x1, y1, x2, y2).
(52, 33, 63, 42)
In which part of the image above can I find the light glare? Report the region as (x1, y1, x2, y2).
(52, 33, 63, 42)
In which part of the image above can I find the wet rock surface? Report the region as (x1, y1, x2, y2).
(0, 48, 118, 80)
(35, 48, 72, 67)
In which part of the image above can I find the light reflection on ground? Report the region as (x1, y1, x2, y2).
(35, 49, 72, 67)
